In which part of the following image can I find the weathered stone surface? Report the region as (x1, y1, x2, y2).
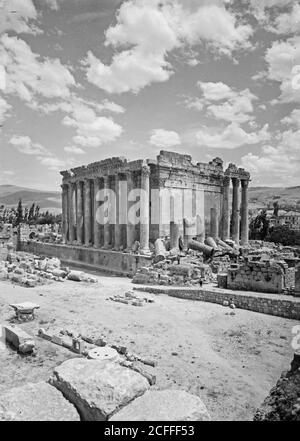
(254, 362, 300, 421)
(0, 382, 80, 421)
(110, 390, 211, 421)
(50, 358, 150, 421)
(3, 325, 35, 354)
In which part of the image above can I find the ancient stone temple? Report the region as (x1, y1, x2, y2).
(60, 150, 250, 253)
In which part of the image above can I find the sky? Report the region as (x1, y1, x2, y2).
(0, 0, 299, 190)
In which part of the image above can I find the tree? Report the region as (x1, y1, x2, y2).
(249, 210, 270, 240)
(34, 205, 40, 220)
(15, 199, 23, 225)
(267, 226, 300, 246)
(28, 203, 35, 221)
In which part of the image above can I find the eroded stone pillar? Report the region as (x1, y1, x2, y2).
(61, 184, 68, 243)
(240, 179, 249, 245)
(94, 177, 101, 248)
(103, 175, 111, 249)
(76, 181, 84, 245)
(139, 165, 151, 255)
(84, 179, 91, 247)
(68, 182, 75, 244)
(231, 177, 240, 244)
(114, 173, 122, 251)
(210, 207, 219, 239)
(222, 176, 230, 241)
(126, 171, 135, 251)
(170, 221, 180, 250)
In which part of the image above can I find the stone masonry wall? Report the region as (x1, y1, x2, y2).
(134, 286, 300, 320)
(227, 260, 295, 294)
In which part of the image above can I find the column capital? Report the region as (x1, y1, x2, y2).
(241, 179, 249, 189)
(141, 165, 150, 177)
(231, 177, 240, 187)
(223, 176, 231, 187)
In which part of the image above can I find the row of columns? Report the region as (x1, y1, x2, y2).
(61, 166, 151, 255)
(221, 176, 249, 245)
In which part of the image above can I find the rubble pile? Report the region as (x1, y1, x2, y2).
(254, 353, 300, 421)
(0, 251, 98, 287)
(107, 290, 155, 307)
(133, 258, 214, 286)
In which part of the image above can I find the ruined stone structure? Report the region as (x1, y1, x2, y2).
(60, 151, 250, 253)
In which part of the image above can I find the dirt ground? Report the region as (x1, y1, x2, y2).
(0, 274, 297, 421)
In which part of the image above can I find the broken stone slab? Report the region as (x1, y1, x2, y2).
(0, 382, 79, 421)
(67, 270, 85, 281)
(110, 390, 211, 421)
(87, 346, 122, 362)
(49, 358, 150, 421)
(3, 324, 35, 354)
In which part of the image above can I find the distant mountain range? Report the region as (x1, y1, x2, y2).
(0, 184, 299, 215)
(248, 186, 300, 210)
(0, 185, 61, 214)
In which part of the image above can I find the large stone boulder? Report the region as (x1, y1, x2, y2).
(3, 325, 35, 354)
(0, 382, 80, 421)
(110, 390, 211, 421)
(49, 358, 150, 421)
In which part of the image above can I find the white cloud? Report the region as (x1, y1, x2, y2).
(9, 135, 65, 170)
(64, 146, 85, 155)
(0, 34, 76, 103)
(0, 96, 11, 124)
(83, 0, 253, 94)
(271, 3, 300, 34)
(265, 36, 300, 103)
(0, 0, 40, 34)
(246, 0, 295, 21)
(44, 0, 59, 10)
(196, 122, 270, 149)
(189, 81, 257, 123)
(149, 129, 181, 148)
(62, 104, 123, 148)
(241, 127, 300, 186)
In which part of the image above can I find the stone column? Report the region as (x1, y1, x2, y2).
(84, 179, 91, 246)
(231, 177, 240, 244)
(240, 179, 249, 246)
(103, 175, 111, 249)
(114, 173, 122, 251)
(126, 171, 135, 251)
(68, 182, 75, 244)
(139, 165, 151, 255)
(76, 181, 84, 245)
(221, 176, 230, 241)
(170, 221, 180, 250)
(94, 177, 101, 248)
(210, 207, 219, 239)
(61, 184, 68, 243)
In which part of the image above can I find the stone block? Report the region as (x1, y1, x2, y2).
(0, 382, 79, 421)
(49, 358, 150, 421)
(3, 325, 35, 354)
(110, 390, 211, 421)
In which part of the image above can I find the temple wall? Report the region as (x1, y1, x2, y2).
(19, 241, 151, 276)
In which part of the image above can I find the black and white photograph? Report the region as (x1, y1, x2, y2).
(0, 0, 299, 426)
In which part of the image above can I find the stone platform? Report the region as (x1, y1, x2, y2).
(133, 284, 300, 320)
(19, 241, 152, 276)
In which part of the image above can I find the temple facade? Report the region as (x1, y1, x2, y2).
(60, 150, 250, 254)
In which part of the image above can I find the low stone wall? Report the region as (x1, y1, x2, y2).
(134, 285, 300, 320)
(227, 260, 295, 294)
(19, 241, 152, 276)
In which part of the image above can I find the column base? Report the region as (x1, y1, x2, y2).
(139, 247, 152, 256)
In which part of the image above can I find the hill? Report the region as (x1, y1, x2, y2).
(0, 185, 61, 214)
(248, 186, 300, 211)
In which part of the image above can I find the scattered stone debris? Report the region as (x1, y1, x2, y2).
(49, 358, 150, 421)
(254, 352, 300, 421)
(0, 251, 98, 287)
(107, 290, 154, 307)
